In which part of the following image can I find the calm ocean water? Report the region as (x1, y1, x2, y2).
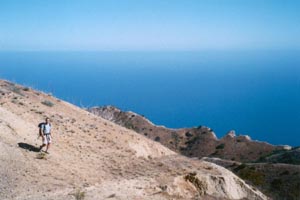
(0, 51, 299, 146)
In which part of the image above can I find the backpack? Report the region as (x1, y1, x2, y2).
(38, 123, 45, 136)
(38, 123, 51, 136)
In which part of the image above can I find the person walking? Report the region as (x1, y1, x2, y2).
(39, 117, 52, 154)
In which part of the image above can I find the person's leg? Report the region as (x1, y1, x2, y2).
(45, 135, 51, 153)
(39, 137, 46, 151)
(45, 143, 50, 153)
(39, 144, 45, 151)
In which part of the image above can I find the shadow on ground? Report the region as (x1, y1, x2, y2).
(18, 142, 40, 152)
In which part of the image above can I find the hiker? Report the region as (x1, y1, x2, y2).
(39, 117, 52, 153)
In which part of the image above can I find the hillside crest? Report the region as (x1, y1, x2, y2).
(0, 80, 267, 200)
(88, 105, 291, 162)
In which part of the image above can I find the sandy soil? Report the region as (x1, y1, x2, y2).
(0, 80, 267, 200)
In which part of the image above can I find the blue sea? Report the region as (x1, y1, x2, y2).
(0, 51, 299, 146)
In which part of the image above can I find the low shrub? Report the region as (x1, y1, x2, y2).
(73, 189, 85, 200)
(185, 132, 193, 137)
(234, 163, 247, 172)
(11, 86, 24, 96)
(239, 168, 265, 186)
(41, 100, 54, 107)
(216, 143, 225, 150)
(36, 152, 47, 160)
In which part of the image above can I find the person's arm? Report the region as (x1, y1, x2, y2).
(41, 124, 45, 139)
(50, 125, 53, 138)
(39, 127, 42, 137)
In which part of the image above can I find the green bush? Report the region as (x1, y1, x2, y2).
(41, 100, 54, 107)
(185, 132, 193, 137)
(23, 87, 30, 91)
(36, 152, 47, 160)
(11, 86, 24, 96)
(124, 122, 134, 129)
(237, 166, 265, 186)
(216, 143, 225, 150)
(74, 189, 85, 200)
(270, 179, 283, 190)
(234, 163, 247, 172)
(197, 125, 203, 129)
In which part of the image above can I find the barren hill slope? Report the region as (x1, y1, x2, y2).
(0, 80, 267, 200)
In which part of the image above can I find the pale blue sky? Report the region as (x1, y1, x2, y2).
(0, 0, 299, 51)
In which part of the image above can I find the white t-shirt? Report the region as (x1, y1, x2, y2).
(43, 123, 51, 134)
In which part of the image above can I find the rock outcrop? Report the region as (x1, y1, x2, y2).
(0, 80, 267, 200)
(202, 157, 300, 200)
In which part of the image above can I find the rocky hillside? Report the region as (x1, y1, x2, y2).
(0, 80, 267, 200)
(88, 106, 291, 162)
(257, 147, 300, 165)
(203, 157, 300, 200)
(88, 106, 300, 200)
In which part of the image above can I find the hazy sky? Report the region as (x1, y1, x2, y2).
(0, 0, 299, 51)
